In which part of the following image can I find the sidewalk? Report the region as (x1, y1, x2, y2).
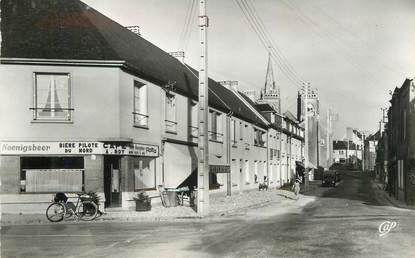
(371, 179, 415, 210)
(1, 188, 313, 226)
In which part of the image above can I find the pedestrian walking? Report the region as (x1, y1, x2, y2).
(292, 179, 301, 200)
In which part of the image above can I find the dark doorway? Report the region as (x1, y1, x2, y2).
(104, 156, 121, 208)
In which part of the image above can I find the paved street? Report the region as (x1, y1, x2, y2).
(2, 171, 415, 258)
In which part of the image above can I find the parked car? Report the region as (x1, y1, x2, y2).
(322, 173, 336, 187)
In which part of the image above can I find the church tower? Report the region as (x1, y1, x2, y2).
(256, 53, 281, 114)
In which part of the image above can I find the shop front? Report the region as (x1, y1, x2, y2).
(0, 141, 159, 212)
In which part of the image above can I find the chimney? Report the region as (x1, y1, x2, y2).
(241, 90, 257, 102)
(219, 80, 238, 91)
(126, 25, 141, 36)
(169, 51, 185, 63)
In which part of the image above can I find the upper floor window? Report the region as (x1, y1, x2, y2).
(230, 119, 237, 145)
(165, 92, 177, 133)
(133, 81, 148, 127)
(254, 128, 266, 147)
(32, 73, 72, 122)
(189, 100, 198, 137)
(239, 122, 244, 140)
(209, 110, 223, 142)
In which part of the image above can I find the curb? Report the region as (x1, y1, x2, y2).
(1, 189, 312, 226)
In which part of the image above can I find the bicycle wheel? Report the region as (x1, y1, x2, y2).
(46, 202, 66, 222)
(78, 201, 98, 221)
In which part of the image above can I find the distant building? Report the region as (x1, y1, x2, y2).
(333, 140, 361, 165)
(363, 132, 379, 173)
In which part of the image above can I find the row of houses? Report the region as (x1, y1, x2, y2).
(375, 78, 415, 205)
(0, 0, 306, 212)
(332, 127, 378, 173)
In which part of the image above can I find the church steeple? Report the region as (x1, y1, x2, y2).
(264, 52, 276, 92)
(257, 51, 281, 114)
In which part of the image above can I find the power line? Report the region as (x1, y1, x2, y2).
(242, 0, 306, 84)
(239, 0, 305, 86)
(178, 0, 196, 52)
(233, 0, 306, 87)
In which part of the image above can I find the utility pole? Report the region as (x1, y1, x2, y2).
(304, 82, 310, 188)
(326, 109, 331, 171)
(197, 0, 209, 217)
(362, 134, 365, 172)
(226, 114, 231, 196)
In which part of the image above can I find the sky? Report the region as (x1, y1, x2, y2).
(83, 0, 415, 138)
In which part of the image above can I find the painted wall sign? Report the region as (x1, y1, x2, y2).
(0, 141, 159, 157)
(209, 165, 230, 174)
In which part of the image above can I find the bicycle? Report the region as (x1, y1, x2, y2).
(46, 192, 98, 222)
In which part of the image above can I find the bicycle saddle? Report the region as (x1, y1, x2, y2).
(54, 192, 68, 203)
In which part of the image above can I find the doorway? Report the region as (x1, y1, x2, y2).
(104, 156, 121, 208)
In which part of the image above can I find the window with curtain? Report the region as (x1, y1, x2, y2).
(33, 73, 71, 121)
(20, 157, 84, 193)
(133, 80, 148, 127)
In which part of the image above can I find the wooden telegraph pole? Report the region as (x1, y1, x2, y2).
(197, 0, 209, 217)
(304, 83, 310, 189)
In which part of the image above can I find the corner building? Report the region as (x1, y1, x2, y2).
(0, 0, 289, 212)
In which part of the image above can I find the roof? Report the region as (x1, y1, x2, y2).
(366, 130, 380, 141)
(0, 0, 267, 128)
(352, 129, 363, 139)
(284, 111, 298, 123)
(333, 140, 359, 150)
(333, 140, 347, 150)
(255, 103, 275, 112)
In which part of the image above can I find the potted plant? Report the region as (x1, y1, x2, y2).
(133, 192, 151, 211)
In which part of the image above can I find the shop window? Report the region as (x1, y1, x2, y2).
(20, 157, 84, 193)
(134, 157, 156, 190)
(32, 73, 72, 122)
(165, 93, 177, 133)
(133, 80, 148, 127)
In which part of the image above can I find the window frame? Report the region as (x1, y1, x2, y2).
(165, 92, 178, 134)
(32, 72, 73, 123)
(133, 80, 149, 129)
(20, 156, 85, 193)
(134, 157, 157, 191)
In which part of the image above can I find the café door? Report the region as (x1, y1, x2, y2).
(104, 156, 121, 207)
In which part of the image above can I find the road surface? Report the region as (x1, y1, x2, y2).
(2, 171, 414, 258)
